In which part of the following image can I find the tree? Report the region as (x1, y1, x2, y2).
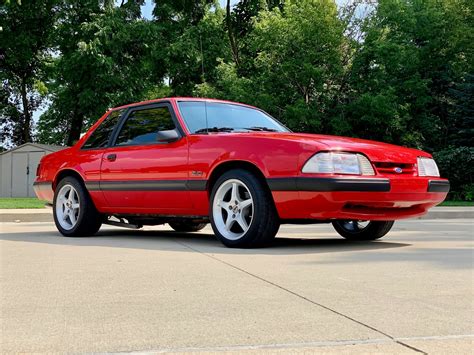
(346, 0, 473, 149)
(152, 0, 214, 25)
(166, 7, 230, 95)
(448, 74, 474, 148)
(199, 0, 345, 133)
(225, 0, 240, 67)
(231, 0, 285, 40)
(0, 0, 58, 148)
(149, 0, 226, 96)
(227, 0, 284, 75)
(37, 0, 157, 145)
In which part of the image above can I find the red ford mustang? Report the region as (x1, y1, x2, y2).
(34, 97, 449, 247)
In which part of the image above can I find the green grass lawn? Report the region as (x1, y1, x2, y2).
(0, 198, 48, 209)
(439, 200, 474, 206)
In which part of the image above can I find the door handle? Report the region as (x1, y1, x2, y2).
(106, 154, 117, 162)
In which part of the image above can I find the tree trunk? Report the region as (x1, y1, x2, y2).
(67, 112, 83, 146)
(20, 78, 31, 144)
(226, 0, 240, 67)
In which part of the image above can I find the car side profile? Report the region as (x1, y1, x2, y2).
(34, 98, 450, 248)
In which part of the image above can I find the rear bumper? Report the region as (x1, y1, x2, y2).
(33, 181, 54, 204)
(270, 176, 449, 221)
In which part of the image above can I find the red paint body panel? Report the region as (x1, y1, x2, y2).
(34, 97, 448, 221)
(99, 139, 190, 212)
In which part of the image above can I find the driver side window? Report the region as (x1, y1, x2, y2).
(115, 106, 176, 146)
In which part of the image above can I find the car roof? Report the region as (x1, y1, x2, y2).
(111, 97, 257, 111)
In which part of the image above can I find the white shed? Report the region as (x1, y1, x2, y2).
(0, 143, 66, 198)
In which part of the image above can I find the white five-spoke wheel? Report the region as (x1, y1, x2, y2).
(338, 220, 370, 233)
(212, 179, 254, 240)
(209, 169, 280, 248)
(53, 176, 102, 237)
(56, 184, 80, 230)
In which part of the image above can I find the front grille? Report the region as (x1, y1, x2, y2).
(373, 162, 416, 176)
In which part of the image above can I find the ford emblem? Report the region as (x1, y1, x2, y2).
(394, 167, 403, 173)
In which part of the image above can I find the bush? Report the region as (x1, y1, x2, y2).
(433, 147, 474, 200)
(460, 184, 474, 201)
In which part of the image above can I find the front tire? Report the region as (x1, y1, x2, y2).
(53, 176, 102, 237)
(332, 220, 394, 241)
(210, 169, 280, 248)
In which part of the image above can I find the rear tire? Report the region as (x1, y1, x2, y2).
(209, 169, 280, 248)
(332, 220, 394, 241)
(53, 176, 102, 237)
(169, 221, 207, 232)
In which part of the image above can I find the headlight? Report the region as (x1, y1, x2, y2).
(302, 152, 375, 175)
(417, 157, 440, 177)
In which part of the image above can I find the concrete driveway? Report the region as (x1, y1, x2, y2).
(1, 219, 473, 353)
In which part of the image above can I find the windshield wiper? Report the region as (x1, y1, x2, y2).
(244, 126, 278, 132)
(194, 127, 235, 134)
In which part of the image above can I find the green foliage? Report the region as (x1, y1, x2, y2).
(0, 0, 58, 148)
(346, 0, 472, 149)
(195, 61, 253, 101)
(37, 0, 156, 145)
(462, 185, 474, 202)
(165, 7, 230, 95)
(152, 0, 215, 25)
(433, 147, 474, 200)
(251, 1, 343, 130)
(440, 200, 474, 206)
(448, 74, 474, 147)
(201, 0, 345, 133)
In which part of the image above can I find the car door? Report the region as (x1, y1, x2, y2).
(99, 102, 191, 213)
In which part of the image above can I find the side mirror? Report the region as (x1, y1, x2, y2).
(156, 129, 180, 143)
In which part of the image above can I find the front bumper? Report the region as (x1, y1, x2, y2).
(268, 177, 391, 192)
(427, 180, 450, 192)
(269, 176, 450, 221)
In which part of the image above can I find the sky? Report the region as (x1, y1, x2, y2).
(141, 0, 239, 20)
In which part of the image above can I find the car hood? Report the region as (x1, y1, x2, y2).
(263, 132, 430, 163)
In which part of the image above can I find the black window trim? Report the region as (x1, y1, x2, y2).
(109, 101, 185, 148)
(80, 108, 125, 151)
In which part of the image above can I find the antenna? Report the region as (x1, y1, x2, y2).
(204, 100, 209, 134)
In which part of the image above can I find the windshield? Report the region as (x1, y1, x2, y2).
(177, 101, 289, 134)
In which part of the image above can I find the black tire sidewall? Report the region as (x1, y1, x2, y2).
(53, 176, 100, 237)
(209, 169, 277, 247)
(332, 220, 394, 241)
(169, 222, 207, 232)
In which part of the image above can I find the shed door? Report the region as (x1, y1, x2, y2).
(12, 153, 28, 197)
(27, 152, 45, 197)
